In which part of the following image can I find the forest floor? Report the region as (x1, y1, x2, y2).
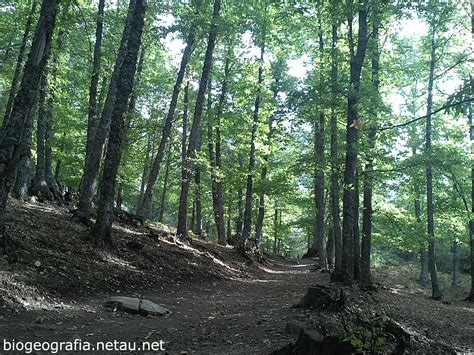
(0, 199, 473, 354)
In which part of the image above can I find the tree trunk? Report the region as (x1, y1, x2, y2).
(226, 201, 232, 243)
(209, 59, 229, 245)
(239, 41, 265, 253)
(425, 22, 441, 300)
(327, 225, 334, 269)
(76, 0, 136, 224)
(466, 0, 474, 303)
(0, 0, 59, 252)
(176, 0, 221, 239)
(452, 240, 461, 287)
(236, 154, 244, 239)
(273, 205, 278, 254)
(193, 127, 203, 236)
(12, 98, 36, 201)
(91, 0, 146, 247)
(314, 22, 327, 269)
(158, 145, 171, 223)
(353, 170, 361, 280)
(85, 0, 105, 169)
(330, 21, 343, 278)
(136, 5, 199, 222)
(341, 6, 368, 286)
(360, 17, 380, 288)
(116, 182, 123, 211)
(137, 132, 152, 211)
(2, 0, 38, 129)
(32, 73, 52, 200)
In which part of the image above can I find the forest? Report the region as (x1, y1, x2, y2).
(0, 0, 473, 353)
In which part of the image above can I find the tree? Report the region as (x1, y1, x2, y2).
(424, 17, 442, 300)
(176, 0, 221, 239)
(0, 0, 60, 252)
(75, 0, 136, 224)
(91, 0, 147, 247)
(1, 0, 38, 129)
(239, 39, 265, 253)
(341, 1, 368, 286)
(136, 1, 201, 222)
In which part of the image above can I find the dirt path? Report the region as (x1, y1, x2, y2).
(0, 258, 318, 354)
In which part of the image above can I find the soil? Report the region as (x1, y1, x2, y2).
(0, 199, 473, 354)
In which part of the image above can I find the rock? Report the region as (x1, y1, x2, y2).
(34, 260, 41, 268)
(104, 296, 171, 316)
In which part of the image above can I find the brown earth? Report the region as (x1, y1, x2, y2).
(0, 199, 473, 354)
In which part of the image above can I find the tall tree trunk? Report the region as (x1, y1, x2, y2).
(360, 17, 380, 288)
(466, 0, 474, 302)
(116, 182, 123, 211)
(341, 5, 368, 286)
(327, 225, 334, 268)
(2, 0, 38, 129)
(209, 59, 229, 245)
(85, 0, 105, 169)
(158, 145, 171, 223)
(255, 67, 280, 248)
(91, 0, 146, 247)
(425, 21, 441, 300)
(12, 98, 36, 201)
(330, 22, 343, 278)
(413, 152, 430, 286)
(273, 205, 278, 254)
(32, 73, 52, 200)
(353, 170, 361, 280)
(0, 0, 59, 252)
(314, 22, 327, 269)
(75, 0, 136, 224)
(136, 4, 200, 222)
(137, 132, 152, 211)
(239, 41, 265, 253)
(236, 154, 244, 239)
(452, 240, 461, 287)
(176, 0, 221, 239)
(226, 201, 232, 243)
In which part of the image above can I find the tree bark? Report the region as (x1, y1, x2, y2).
(158, 145, 171, 223)
(239, 41, 265, 253)
(425, 21, 441, 300)
(330, 21, 343, 278)
(91, 0, 146, 247)
(314, 22, 327, 269)
(32, 73, 53, 200)
(76, 0, 136, 224)
(341, 5, 368, 286)
(236, 154, 244, 239)
(0, 0, 59, 252)
(353, 169, 361, 280)
(467, 0, 474, 303)
(360, 17, 380, 288)
(452, 240, 461, 287)
(209, 59, 229, 245)
(136, 3, 200, 222)
(2, 0, 38, 129)
(176, 0, 221, 239)
(12, 98, 36, 201)
(84, 0, 105, 169)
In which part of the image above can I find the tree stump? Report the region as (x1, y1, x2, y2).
(300, 284, 345, 310)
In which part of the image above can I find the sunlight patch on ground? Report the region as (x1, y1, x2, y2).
(100, 253, 141, 273)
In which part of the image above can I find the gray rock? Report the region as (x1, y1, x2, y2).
(104, 296, 171, 316)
